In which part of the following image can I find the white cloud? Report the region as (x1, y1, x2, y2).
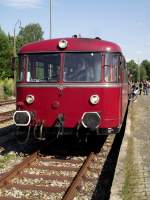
(0, 0, 43, 8)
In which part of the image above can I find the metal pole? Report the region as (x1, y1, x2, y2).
(50, 0, 52, 39)
(139, 65, 140, 82)
(13, 20, 21, 57)
(13, 26, 16, 96)
(13, 20, 21, 96)
(13, 28, 16, 57)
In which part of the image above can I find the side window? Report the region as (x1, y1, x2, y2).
(122, 57, 128, 83)
(104, 53, 119, 83)
(119, 56, 127, 83)
(112, 54, 119, 82)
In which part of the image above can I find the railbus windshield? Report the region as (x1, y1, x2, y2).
(18, 52, 102, 83)
(63, 52, 102, 82)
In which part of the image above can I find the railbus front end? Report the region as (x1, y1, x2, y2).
(13, 37, 128, 141)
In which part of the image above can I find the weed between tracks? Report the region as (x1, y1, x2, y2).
(0, 152, 16, 169)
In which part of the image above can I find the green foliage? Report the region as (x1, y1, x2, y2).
(0, 152, 16, 169)
(0, 80, 4, 100)
(0, 78, 14, 98)
(141, 60, 150, 80)
(127, 60, 138, 82)
(3, 78, 14, 96)
(140, 64, 147, 80)
(0, 27, 13, 79)
(0, 23, 44, 80)
(18, 23, 44, 45)
(127, 59, 148, 81)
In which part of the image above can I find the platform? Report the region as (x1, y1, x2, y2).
(110, 95, 150, 200)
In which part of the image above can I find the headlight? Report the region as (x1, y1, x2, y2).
(58, 39, 68, 49)
(90, 94, 100, 105)
(26, 95, 35, 104)
(13, 111, 31, 126)
(81, 112, 100, 129)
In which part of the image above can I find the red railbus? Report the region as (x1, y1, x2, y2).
(13, 37, 128, 141)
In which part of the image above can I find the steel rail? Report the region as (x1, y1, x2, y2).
(0, 110, 15, 123)
(0, 151, 38, 188)
(0, 117, 13, 123)
(62, 152, 95, 200)
(0, 110, 15, 117)
(0, 100, 16, 106)
(0, 197, 27, 200)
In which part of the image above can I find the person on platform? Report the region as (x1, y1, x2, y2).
(139, 81, 143, 95)
(143, 80, 148, 95)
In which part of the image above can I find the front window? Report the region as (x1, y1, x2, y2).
(27, 54, 60, 82)
(64, 53, 101, 82)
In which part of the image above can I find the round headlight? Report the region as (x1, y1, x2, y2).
(58, 39, 68, 49)
(26, 95, 35, 104)
(90, 94, 100, 105)
(106, 47, 111, 51)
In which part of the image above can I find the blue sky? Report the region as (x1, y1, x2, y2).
(0, 0, 150, 63)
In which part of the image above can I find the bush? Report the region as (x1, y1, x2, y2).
(0, 80, 4, 100)
(0, 78, 14, 99)
(3, 78, 14, 97)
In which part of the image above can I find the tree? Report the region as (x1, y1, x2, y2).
(18, 23, 44, 46)
(139, 64, 147, 81)
(127, 60, 138, 82)
(0, 27, 13, 79)
(141, 60, 150, 80)
(8, 34, 23, 56)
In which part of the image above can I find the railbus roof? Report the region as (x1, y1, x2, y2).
(19, 37, 122, 54)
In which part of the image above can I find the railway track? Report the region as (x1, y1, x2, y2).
(0, 134, 115, 199)
(0, 100, 16, 124)
(0, 110, 15, 123)
(0, 100, 16, 106)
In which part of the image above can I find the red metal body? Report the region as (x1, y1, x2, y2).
(17, 86, 123, 127)
(19, 38, 122, 53)
(15, 37, 128, 135)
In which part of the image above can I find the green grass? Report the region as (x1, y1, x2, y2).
(122, 107, 139, 200)
(122, 137, 136, 200)
(0, 152, 16, 169)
